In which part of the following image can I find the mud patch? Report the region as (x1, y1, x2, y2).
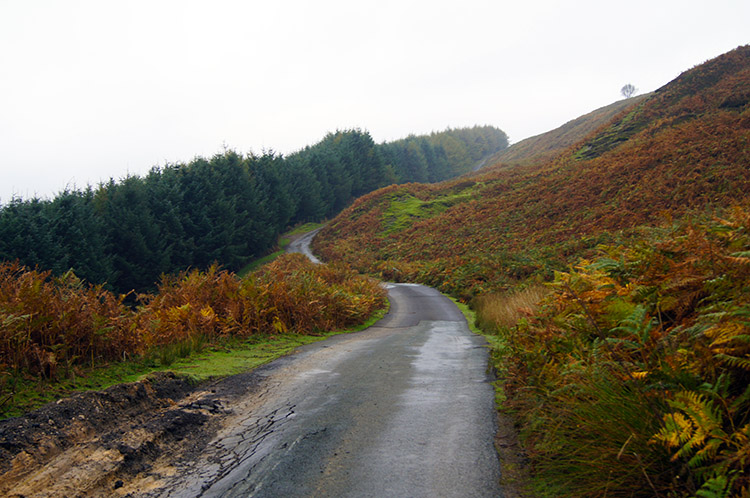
(0, 372, 194, 474)
(0, 370, 266, 497)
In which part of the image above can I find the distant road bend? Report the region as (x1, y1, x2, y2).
(286, 227, 323, 264)
(155, 230, 504, 497)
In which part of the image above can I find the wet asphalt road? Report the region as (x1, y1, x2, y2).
(287, 228, 323, 264)
(161, 283, 503, 497)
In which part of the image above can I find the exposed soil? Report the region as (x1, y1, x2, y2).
(0, 370, 268, 497)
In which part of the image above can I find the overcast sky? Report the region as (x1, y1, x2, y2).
(1, 0, 748, 202)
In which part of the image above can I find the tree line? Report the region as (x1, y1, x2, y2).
(0, 126, 508, 295)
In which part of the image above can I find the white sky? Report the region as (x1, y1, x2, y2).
(1, 0, 748, 202)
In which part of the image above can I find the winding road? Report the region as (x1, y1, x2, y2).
(154, 284, 501, 497)
(286, 227, 323, 264)
(0, 231, 505, 497)
(152, 232, 503, 497)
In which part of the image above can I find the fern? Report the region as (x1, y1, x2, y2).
(655, 391, 728, 466)
(692, 472, 736, 498)
(612, 305, 657, 345)
(703, 315, 750, 371)
(656, 412, 694, 448)
(714, 353, 750, 370)
(729, 384, 750, 413)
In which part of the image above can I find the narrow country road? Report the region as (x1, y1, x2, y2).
(286, 227, 323, 264)
(0, 230, 504, 497)
(153, 283, 503, 497)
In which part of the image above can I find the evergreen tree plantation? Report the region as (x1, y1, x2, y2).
(0, 126, 507, 295)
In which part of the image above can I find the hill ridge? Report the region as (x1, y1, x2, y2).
(313, 44, 750, 497)
(487, 95, 649, 167)
(315, 44, 750, 295)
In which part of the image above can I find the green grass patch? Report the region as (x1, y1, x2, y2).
(573, 102, 648, 160)
(381, 190, 474, 235)
(1, 303, 387, 420)
(158, 334, 326, 379)
(237, 249, 286, 277)
(449, 297, 481, 334)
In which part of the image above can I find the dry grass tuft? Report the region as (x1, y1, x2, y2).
(475, 285, 550, 331)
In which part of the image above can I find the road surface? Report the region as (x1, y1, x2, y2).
(0, 229, 504, 497)
(152, 283, 503, 497)
(286, 227, 323, 264)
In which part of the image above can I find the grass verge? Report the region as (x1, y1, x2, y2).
(450, 295, 532, 497)
(450, 296, 515, 407)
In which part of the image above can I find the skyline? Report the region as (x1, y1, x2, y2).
(1, 0, 748, 202)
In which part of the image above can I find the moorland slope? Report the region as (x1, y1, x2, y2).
(486, 94, 649, 167)
(315, 45, 750, 298)
(314, 45, 750, 497)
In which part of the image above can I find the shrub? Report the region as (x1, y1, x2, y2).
(0, 254, 386, 410)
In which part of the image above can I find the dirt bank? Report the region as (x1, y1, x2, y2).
(0, 371, 267, 497)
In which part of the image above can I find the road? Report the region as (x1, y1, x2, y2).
(0, 231, 505, 497)
(286, 227, 323, 264)
(152, 283, 503, 497)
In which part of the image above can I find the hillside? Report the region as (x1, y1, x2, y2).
(315, 45, 750, 297)
(314, 46, 750, 497)
(487, 95, 649, 167)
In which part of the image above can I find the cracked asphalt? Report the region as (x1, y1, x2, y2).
(152, 283, 503, 497)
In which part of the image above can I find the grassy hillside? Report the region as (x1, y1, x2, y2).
(314, 46, 750, 496)
(315, 45, 750, 298)
(487, 95, 649, 167)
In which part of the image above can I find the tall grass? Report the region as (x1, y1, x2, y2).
(475, 285, 549, 330)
